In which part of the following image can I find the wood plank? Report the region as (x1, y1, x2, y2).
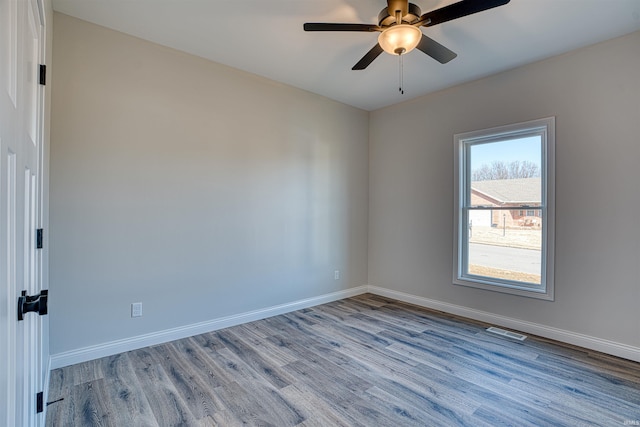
(71, 379, 117, 427)
(211, 329, 295, 389)
(233, 323, 299, 366)
(128, 348, 199, 425)
(279, 384, 351, 427)
(282, 360, 399, 426)
(98, 353, 157, 426)
(148, 342, 226, 420)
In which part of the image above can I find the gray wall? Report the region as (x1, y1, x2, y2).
(369, 31, 640, 347)
(50, 14, 369, 354)
(51, 11, 640, 357)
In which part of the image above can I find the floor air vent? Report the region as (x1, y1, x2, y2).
(486, 327, 527, 341)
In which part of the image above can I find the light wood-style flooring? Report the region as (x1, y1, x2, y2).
(46, 294, 640, 426)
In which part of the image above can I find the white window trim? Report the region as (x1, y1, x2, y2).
(453, 117, 555, 300)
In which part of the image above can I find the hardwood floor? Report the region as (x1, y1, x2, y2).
(46, 294, 640, 426)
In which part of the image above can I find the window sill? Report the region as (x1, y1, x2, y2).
(453, 275, 554, 301)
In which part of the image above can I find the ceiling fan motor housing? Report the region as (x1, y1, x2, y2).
(379, 2, 422, 26)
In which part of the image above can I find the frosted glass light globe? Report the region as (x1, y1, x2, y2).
(378, 24, 422, 55)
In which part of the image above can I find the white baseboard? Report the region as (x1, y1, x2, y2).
(49, 284, 640, 370)
(367, 286, 640, 363)
(49, 285, 368, 369)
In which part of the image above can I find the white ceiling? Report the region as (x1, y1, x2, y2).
(52, 0, 640, 111)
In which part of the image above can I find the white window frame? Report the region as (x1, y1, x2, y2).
(453, 117, 555, 300)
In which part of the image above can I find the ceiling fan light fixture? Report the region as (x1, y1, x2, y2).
(378, 24, 422, 55)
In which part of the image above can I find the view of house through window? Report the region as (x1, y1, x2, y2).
(454, 117, 554, 299)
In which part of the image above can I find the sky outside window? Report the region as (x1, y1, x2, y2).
(470, 136, 541, 172)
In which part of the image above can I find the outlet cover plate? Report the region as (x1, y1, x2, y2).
(131, 302, 143, 318)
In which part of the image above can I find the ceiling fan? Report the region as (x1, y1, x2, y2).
(304, 0, 511, 70)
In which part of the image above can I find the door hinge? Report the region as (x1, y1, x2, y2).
(36, 228, 43, 249)
(17, 290, 48, 321)
(39, 64, 46, 86)
(36, 392, 44, 413)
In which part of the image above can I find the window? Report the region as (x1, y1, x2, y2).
(453, 117, 555, 300)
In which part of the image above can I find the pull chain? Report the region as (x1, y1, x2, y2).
(398, 54, 404, 95)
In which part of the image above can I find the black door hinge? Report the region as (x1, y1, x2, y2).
(36, 228, 43, 249)
(17, 290, 48, 321)
(39, 64, 46, 86)
(36, 392, 44, 413)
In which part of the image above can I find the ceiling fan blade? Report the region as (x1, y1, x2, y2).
(420, 0, 510, 27)
(416, 34, 457, 64)
(352, 44, 384, 70)
(304, 23, 380, 32)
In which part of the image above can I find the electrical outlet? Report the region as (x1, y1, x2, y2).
(131, 302, 143, 318)
(334, 270, 340, 280)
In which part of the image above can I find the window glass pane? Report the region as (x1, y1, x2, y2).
(469, 137, 541, 185)
(466, 210, 542, 285)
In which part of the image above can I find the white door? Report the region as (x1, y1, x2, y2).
(1, 0, 46, 425)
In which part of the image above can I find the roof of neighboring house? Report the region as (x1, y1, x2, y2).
(471, 177, 541, 204)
